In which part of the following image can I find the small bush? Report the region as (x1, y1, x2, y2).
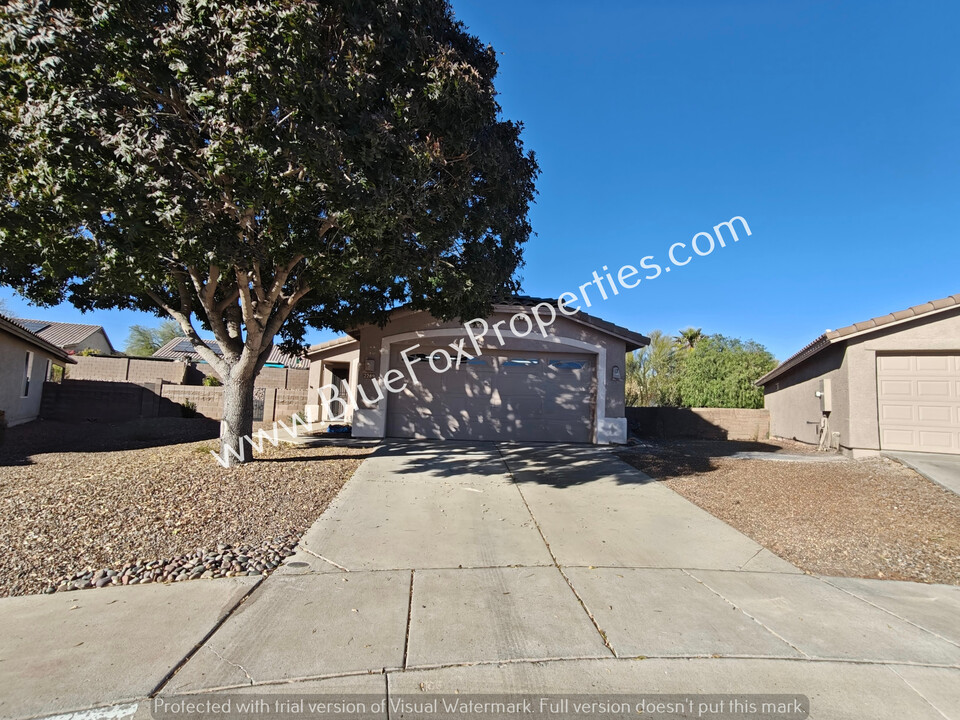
(77, 348, 101, 356)
(202, 375, 222, 386)
(181, 399, 197, 418)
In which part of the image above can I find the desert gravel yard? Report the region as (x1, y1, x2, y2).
(618, 439, 960, 585)
(0, 419, 372, 597)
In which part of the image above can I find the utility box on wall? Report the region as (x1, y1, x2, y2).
(818, 378, 833, 414)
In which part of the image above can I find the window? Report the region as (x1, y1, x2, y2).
(549, 360, 587, 370)
(503, 358, 538, 367)
(22, 351, 33, 397)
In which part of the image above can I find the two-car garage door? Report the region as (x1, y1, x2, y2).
(877, 354, 960, 454)
(386, 346, 596, 442)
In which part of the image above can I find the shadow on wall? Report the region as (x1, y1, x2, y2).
(0, 417, 220, 466)
(625, 407, 770, 441)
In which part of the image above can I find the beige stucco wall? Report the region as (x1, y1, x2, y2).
(65, 329, 113, 355)
(764, 343, 848, 446)
(765, 306, 960, 455)
(0, 334, 63, 427)
(306, 307, 632, 443)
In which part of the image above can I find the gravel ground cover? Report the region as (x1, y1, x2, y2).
(618, 439, 960, 585)
(0, 419, 373, 597)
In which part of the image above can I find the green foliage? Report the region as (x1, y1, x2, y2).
(77, 348, 101, 356)
(180, 399, 197, 418)
(674, 335, 777, 409)
(625, 331, 776, 409)
(0, 0, 538, 459)
(202, 375, 222, 387)
(124, 320, 185, 357)
(624, 330, 680, 407)
(676, 327, 704, 350)
(0, 0, 538, 340)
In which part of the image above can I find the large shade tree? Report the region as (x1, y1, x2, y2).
(0, 0, 538, 463)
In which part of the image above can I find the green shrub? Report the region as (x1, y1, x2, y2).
(202, 375, 222, 387)
(181, 399, 197, 418)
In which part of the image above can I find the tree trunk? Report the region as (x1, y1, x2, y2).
(219, 368, 256, 466)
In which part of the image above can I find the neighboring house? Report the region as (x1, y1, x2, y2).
(152, 338, 309, 369)
(0, 315, 75, 427)
(758, 293, 960, 457)
(13, 319, 116, 355)
(306, 297, 649, 444)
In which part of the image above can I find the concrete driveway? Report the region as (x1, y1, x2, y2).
(2, 442, 958, 720)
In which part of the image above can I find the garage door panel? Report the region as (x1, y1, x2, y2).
(916, 355, 951, 372)
(877, 353, 960, 455)
(918, 405, 952, 423)
(386, 347, 595, 442)
(917, 380, 951, 397)
(880, 404, 915, 422)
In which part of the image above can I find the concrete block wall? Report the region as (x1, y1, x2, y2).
(66, 355, 188, 385)
(158, 386, 224, 419)
(626, 407, 770, 441)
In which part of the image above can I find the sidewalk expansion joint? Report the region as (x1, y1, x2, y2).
(402, 569, 415, 670)
(496, 446, 618, 658)
(300, 546, 350, 572)
(738, 547, 765, 571)
(887, 665, 953, 720)
(156, 655, 960, 695)
(681, 569, 809, 659)
(148, 576, 265, 698)
(819, 577, 960, 650)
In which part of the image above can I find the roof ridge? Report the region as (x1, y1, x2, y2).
(758, 291, 960, 386)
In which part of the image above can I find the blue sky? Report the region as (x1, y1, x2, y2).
(2, 0, 958, 361)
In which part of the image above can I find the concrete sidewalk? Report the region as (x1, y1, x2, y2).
(2, 442, 958, 720)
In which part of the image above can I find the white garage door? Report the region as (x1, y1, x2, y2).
(386, 346, 596, 442)
(877, 353, 960, 454)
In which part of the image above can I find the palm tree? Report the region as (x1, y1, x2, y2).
(676, 327, 704, 350)
(124, 320, 185, 357)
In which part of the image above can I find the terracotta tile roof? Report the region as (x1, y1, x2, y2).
(757, 292, 960, 386)
(13, 319, 115, 353)
(0, 315, 75, 363)
(152, 337, 309, 368)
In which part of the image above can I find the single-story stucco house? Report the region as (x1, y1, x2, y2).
(757, 293, 960, 457)
(13, 318, 116, 355)
(306, 297, 648, 444)
(0, 315, 75, 427)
